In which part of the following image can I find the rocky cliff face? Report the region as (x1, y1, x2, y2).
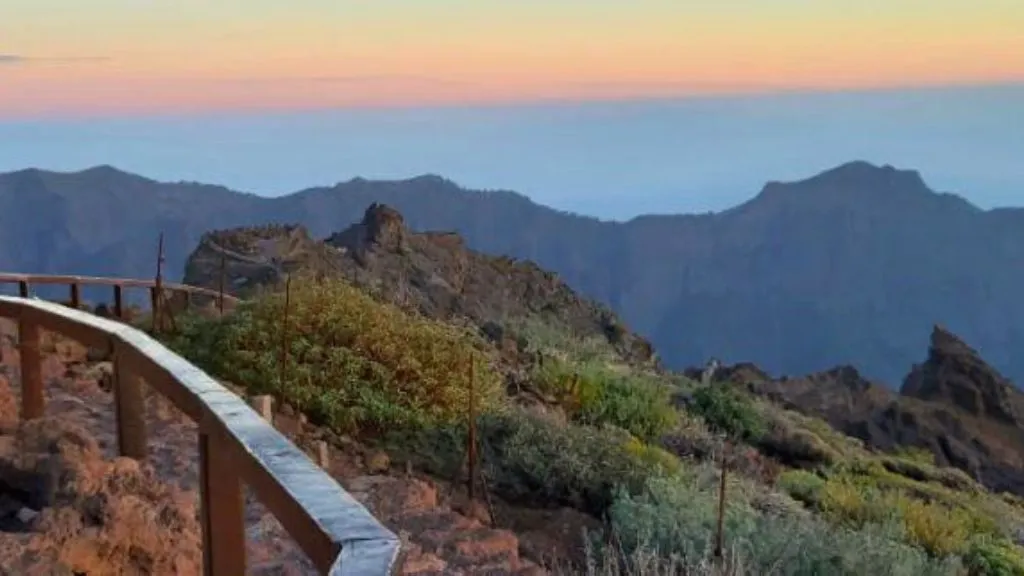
(183, 203, 657, 369)
(721, 325, 1024, 496)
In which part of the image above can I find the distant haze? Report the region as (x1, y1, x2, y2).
(1, 84, 1021, 220)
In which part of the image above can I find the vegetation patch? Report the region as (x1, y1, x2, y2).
(168, 274, 504, 433)
(532, 357, 677, 441)
(606, 476, 962, 576)
(390, 411, 680, 517)
(687, 384, 765, 442)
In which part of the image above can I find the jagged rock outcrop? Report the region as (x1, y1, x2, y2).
(183, 224, 341, 299)
(718, 325, 1024, 496)
(901, 325, 1024, 425)
(183, 203, 657, 369)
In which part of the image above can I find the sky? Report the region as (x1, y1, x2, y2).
(3, 0, 1024, 117)
(1, 1, 1022, 218)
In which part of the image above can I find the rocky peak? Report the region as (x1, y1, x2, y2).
(327, 203, 409, 257)
(755, 161, 930, 207)
(900, 325, 1024, 425)
(807, 161, 927, 191)
(363, 203, 408, 249)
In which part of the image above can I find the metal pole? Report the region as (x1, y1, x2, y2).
(714, 440, 729, 560)
(218, 253, 226, 316)
(279, 275, 291, 388)
(467, 356, 477, 502)
(153, 232, 165, 333)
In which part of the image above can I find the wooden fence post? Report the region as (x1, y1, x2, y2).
(18, 313, 44, 419)
(199, 425, 247, 575)
(112, 342, 148, 459)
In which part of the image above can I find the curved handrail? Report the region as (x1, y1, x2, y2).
(0, 272, 240, 303)
(0, 296, 401, 575)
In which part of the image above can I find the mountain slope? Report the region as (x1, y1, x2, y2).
(731, 325, 1024, 495)
(182, 203, 657, 371)
(2, 161, 1024, 386)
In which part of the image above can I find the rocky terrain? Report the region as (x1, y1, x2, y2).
(698, 325, 1024, 496)
(0, 320, 578, 575)
(183, 203, 656, 369)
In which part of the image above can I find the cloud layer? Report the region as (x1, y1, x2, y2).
(0, 54, 110, 65)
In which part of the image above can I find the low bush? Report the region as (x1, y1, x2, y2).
(755, 412, 842, 468)
(881, 456, 982, 493)
(168, 275, 504, 434)
(688, 385, 765, 442)
(963, 538, 1024, 576)
(776, 469, 826, 506)
(533, 358, 677, 441)
(897, 497, 975, 557)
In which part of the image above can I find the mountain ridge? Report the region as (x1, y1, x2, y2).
(2, 160, 1023, 386)
(12, 158, 1008, 221)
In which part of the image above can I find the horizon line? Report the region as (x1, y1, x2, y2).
(2, 78, 1022, 123)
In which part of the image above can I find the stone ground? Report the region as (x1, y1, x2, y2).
(0, 320, 591, 575)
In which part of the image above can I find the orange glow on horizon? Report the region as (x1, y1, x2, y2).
(3, 0, 1023, 118)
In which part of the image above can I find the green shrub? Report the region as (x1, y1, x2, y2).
(777, 469, 827, 506)
(963, 539, 1024, 576)
(533, 359, 677, 441)
(168, 275, 503, 434)
(819, 478, 902, 529)
(897, 497, 977, 557)
(880, 456, 982, 493)
(688, 385, 765, 442)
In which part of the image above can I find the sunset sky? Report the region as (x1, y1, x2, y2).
(3, 0, 1023, 118)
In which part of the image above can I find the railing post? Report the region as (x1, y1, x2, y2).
(113, 284, 124, 320)
(17, 281, 28, 299)
(18, 312, 44, 419)
(69, 282, 81, 309)
(199, 425, 247, 575)
(112, 342, 148, 459)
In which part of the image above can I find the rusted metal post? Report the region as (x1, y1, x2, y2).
(467, 356, 478, 502)
(153, 232, 165, 333)
(279, 274, 291, 388)
(113, 342, 148, 459)
(714, 441, 729, 560)
(149, 287, 159, 332)
(113, 284, 124, 319)
(218, 253, 226, 316)
(17, 281, 28, 298)
(199, 427, 247, 575)
(69, 282, 80, 309)
(18, 314, 44, 419)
